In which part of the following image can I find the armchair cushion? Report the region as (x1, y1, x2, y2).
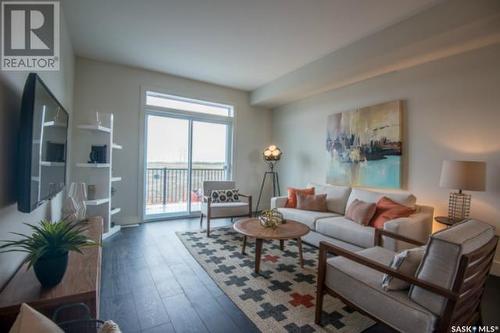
(326, 247, 437, 333)
(276, 208, 338, 230)
(316, 217, 375, 248)
(210, 189, 240, 203)
(382, 246, 426, 291)
(409, 219, 495, 315)
(202, 181, 236, 196)
(201, 202, 249, 218)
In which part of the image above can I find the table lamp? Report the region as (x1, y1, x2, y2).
(439, 160, 486, 221)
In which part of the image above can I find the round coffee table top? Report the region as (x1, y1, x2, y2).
(233, 218, 310, 240)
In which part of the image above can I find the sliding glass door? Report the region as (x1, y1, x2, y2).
(143, 92, 233, 220)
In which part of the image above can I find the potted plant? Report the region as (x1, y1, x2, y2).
(0, 219, 97, 288)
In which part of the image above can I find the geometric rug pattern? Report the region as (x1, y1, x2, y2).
(177, 227, 374, 332)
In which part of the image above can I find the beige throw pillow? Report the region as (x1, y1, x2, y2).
(296, 193, 328, 212)
(382, 246, 426, 291)
(9, 303, 64, 333)
(345, 199, 376, 225)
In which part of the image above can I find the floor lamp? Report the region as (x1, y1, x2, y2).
(255, 145, 282, 213)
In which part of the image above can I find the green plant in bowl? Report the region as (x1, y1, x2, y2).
(0, 219, 97, 288)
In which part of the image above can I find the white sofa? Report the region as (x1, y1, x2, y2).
(271, 183, 434, 252)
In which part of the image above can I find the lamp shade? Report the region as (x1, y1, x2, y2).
(439, 160, 486, 191)
(263, 145, 282, 161)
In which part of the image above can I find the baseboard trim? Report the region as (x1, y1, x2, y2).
(491, 259, 500, 277)
(120, 224, 140, 228)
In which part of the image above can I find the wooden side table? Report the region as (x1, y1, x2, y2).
(434, 216, 465, 227)
(0, 217, 103, 331)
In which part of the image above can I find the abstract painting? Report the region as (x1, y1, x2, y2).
(326, 100, 402, 188)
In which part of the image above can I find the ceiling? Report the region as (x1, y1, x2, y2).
(62, 0, 441, 91)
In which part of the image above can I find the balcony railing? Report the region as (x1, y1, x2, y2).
(146, 167, 226, 206)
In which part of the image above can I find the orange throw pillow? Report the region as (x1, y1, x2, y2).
(285, 187, 315, 208)
(370, 197, 415, 229)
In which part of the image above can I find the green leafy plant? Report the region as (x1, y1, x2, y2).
(0, 219, 97, 269)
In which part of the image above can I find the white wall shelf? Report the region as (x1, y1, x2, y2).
(77, 124, 112, 133)
(73, 114, 121, 238)
(112, 143, 122, 150)
(43, 121, 67, 128)
(41, 161, 66, 167)
(111, 207, 121, 215)
(76, 163, 111, 168)
(85, 198, 110, 206)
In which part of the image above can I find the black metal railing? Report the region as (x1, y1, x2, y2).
(146, 168, 226, 205)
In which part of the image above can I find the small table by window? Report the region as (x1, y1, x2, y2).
(434, 216, 465, 227)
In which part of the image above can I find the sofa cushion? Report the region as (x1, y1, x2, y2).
(285, 187, 315, 208)
(308, 183, 351, 214)
(346, 188, 416, 210)
(409, 219, 495, 315)
(296, 193, 328, 212)
(316, 216, 375, 248)
(370, 197, 416, 229)
(345, 199, 377, 226)
(326, 247, 437, 333)
(201, 202, 249, 218)
(276, 208, 338, 230)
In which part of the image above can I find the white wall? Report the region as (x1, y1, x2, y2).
(72, 58, 272, 224)
(272, 44, 500, 274)
(0, 14, 75, 289)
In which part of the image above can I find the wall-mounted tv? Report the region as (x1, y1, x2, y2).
(18, 73, 69, 213)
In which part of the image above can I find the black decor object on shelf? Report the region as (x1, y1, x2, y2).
(89, 145, 107, 163)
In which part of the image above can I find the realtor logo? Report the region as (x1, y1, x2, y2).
(1, 1, 60, 71)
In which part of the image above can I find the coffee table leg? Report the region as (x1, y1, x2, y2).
(242, 236, 247, 255)
(255, 238, 263, 274)
(280, 239, 284, 251)
(297, 238, 304, 268)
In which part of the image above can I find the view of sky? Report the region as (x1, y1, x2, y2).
(147, 115, 227, 164)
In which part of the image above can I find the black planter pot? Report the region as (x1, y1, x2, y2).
(33, 252, 69, 288)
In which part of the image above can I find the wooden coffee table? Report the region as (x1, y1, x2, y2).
(233, 218, 310, 273)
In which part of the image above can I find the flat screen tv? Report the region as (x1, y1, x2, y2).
(18, 73, 69, 213)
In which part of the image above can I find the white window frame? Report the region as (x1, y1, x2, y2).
(138, 86, 234, 221)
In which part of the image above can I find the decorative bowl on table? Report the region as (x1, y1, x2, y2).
(259, 209, 284, 229)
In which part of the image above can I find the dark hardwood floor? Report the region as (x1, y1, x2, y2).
(100, 218, 500, 333)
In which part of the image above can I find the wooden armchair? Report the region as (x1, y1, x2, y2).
(315, 219, 498, 333)
(200, 181, 252, 237)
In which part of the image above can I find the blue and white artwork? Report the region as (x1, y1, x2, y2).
(326, 101, 402, 188)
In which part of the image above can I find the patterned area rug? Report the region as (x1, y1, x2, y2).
(177, 227, 374, 332)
